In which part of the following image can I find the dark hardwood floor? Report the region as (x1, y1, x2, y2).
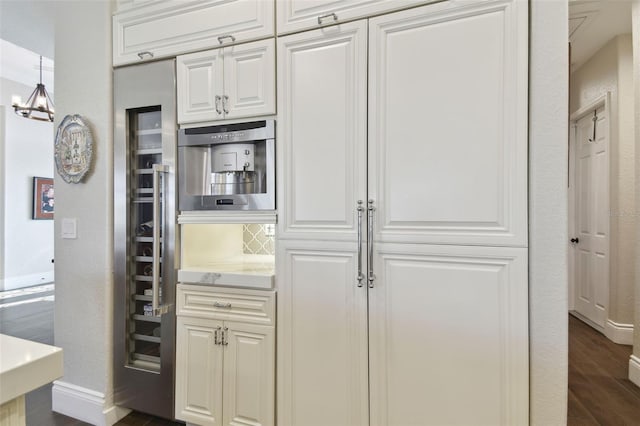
(568, 314, 640, 425)
(4, 285, 640, 425)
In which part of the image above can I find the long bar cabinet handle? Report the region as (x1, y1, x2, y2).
(214, 326, 221, 345)
(152, 164, 169, 315)
(356, 200, 365, 287)
(367, 199, 375, 288)
(222, 327, 229, 346)
(215, 95, 222, 115)
(223, 95, 230, 114)
(317, 13, 338, 24)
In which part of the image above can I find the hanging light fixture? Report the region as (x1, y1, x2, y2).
(11, 56, 54, 122)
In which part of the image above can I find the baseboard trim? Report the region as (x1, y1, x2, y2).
(629, 355, 640, 387)
(52, 381, 130, 426)
(604, 319, 634, 345)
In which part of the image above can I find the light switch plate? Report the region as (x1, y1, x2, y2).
(62, 218, 77, 239)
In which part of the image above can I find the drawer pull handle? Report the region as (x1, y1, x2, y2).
(317, 13, 338, 25)
(137, 51, 154, 60)
(214, 302, 232, 308)
(217, 35, 236, 44)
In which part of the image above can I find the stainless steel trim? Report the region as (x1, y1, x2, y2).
(213, 302, 232, 308)
(215, 95, 222, 115)
(222, 327, 229, 346)
(152, 164, 168, 315)
(218, 35, 236, 44)
(137, 51, 154, 60)
(357, 200, 364, 287)
(317, 12, 338, 24)
(367, 200, 375, 288)
(223, 95, 230, 114)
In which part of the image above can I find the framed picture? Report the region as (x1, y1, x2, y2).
(33, 177, 54, 220)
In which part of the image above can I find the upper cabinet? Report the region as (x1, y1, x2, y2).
(276, 0, 436, 35)
(113, 0, 275, 66)
(177, 39, 276, 124)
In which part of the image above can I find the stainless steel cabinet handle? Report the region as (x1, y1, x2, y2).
(356, 200, 365, 287)
(214, 326, 221, 345)
(137, 51, 154, 60)
(217, 35, 236, 44)
(223, 95, 230, 114)
(367, 199, 375, 288)
(317, 12, 338, 25)
(215, 95, 222, 115)
(152, 164, 169, 315)
(213, 302, 232, 308)
(222, 327, 229, 346)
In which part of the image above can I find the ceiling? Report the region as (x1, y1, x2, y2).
(0, 0, 635, 82)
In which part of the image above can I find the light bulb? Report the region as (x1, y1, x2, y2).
(11, 95, 22, 107)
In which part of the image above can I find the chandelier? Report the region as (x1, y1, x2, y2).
(12, 56, 54, 122)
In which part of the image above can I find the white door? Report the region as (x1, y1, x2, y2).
(223, 322, 275, 426)
(177, 48, 224, 124)
(223, 39, 276, 120)
(573, 105, 609, 327)
(277, 21, 367, 241)
(277, 240, 369, 426)
(368, 0, 528, 247)
(368, 244, 529, 426)
(175, 317, 224, 426)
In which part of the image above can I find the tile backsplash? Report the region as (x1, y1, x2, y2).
(243, 224, 275, 255)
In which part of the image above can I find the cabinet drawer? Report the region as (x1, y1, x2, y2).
(177, 284, 275, 325)
(113, 0, 275, 66)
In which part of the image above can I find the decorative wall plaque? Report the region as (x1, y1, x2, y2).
(54, 114, 94, 183)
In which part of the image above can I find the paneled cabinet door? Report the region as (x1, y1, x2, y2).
(277, 240, 369, 426)
(177, 48, 224, 124)
(175, 317, 224, 426)
(368, 243, 528, 426)
(177, 39, 275, 124)
(277, 21, 367, 241)
(276, 0, 435, 35)
(223, 322, 275, 426)
(368, 0, 528, 247)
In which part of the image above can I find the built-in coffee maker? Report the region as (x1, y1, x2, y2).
(178, 120, 275, 211)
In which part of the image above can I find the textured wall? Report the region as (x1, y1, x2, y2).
(53, 0, 114, 409)
(529, 0, 569, 424)
(570, 35, 636, 326)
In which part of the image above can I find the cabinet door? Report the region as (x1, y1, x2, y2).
(276, 0, 436, 35)
(368, 0, 528, 247)
(222, 322, 275, 426)
(177, 49, 224, 124)
(114, 0, 275, 66)
(223, 39, 276, 120)
(277, 240, 369, 426)
(368, 243, 528, 426)
(175, 317, 224, 426)
(277, 21, 367, 241)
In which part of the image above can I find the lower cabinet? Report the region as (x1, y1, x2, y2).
(175, 285, 275, 426)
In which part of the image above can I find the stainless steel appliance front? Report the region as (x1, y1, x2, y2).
(113, 59, 177, 419)
(178, 120, 275, 211)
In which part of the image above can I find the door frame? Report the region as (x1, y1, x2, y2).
(568, 92, 610, 326)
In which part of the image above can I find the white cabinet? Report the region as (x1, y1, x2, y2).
(175, 285, 275, 426)
(177, 39, 276, 124)
(276, 1, 529, 425)
(113, 0, 275, 66)
(276, 0, 436, 35)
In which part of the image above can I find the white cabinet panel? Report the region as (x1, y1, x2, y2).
(224, 39, 276, 120)
(277, 22, 367, 241)
(175, 317, 224, 426)
(276, 0, 437, 35)
(368, 244, 528, 426)
(277, 240, 369, 426)
(177, 49, 224, 124)
(368, 0, 528, 246)
(114, 0, 274, 66)
(177, 39, 276, 124)
(223, 322, 275, 426)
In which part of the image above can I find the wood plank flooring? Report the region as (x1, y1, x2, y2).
(3, 285, 640, 425)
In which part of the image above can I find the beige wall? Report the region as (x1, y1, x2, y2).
(633, 0, 640, 380)
(570, 35, 636, 326)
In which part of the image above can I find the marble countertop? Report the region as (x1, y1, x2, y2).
(179, 255, 275, 289)
(0, 334, 63, 404)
